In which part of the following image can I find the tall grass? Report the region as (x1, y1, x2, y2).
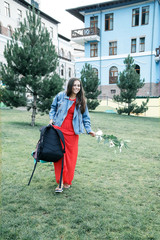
(1, 108, 160, 240)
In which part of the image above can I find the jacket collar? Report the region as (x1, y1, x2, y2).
(64, 92, 69, 99)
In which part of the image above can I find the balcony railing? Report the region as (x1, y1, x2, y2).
(155, 46, 160, 57)
(71, 27, 100, 38)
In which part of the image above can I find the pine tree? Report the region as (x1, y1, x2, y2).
(80, 63, 101, 110)
(113, 55, 149, 115)
(0, 7, 63, 126)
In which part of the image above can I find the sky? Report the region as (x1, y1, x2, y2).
(40, 0, 105, 39)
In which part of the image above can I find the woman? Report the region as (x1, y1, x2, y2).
(49, 78, 95, 192)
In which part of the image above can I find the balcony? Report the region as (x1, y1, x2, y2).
(71, 27, 100, 45)
(155, 46, 160, 62)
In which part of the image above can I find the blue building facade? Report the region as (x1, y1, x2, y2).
(67, 0, 160, 98)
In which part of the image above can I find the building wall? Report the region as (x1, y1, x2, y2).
(85, 2, 155, 56)
(58, 37, 75, 89)
(0, 0, 76, 86)
(0, 0, 59, 44)
(0, 0, 58, 58)
(74, 0, 160, 97)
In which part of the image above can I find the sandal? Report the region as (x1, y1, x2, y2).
(63, 184, 70, 189)
(55, 184, 63, 193)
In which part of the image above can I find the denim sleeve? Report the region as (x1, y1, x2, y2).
(49, 94, 58, 120)
(82, 105, 92, 134)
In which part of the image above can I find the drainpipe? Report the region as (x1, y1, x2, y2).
(150, 0, 156, 96)
(99, 5, 102, 97)
(57, 33, 60, 77)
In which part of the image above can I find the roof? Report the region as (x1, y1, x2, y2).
(58, 34, 70, 42)
(14, 0, 60, 24)
(66, 0, 151, 22)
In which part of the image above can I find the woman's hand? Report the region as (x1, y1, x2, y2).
(89, 131, 96, 137)
(49, 119, 53, 125)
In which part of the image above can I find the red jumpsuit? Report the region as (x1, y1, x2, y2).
(54, 98, 79, 185)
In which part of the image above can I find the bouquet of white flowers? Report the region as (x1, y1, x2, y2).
(96, 130, 129, 152)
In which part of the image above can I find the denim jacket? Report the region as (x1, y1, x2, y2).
(49, 92, 92, 135)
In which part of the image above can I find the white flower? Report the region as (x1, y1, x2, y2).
(120, 142, 124, 147)
(96, 129, 103, 137)
(95, 129, 103, 142)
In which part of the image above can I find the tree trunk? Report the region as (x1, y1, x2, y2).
(31, 94, 37, 126)
(128, 102, 131, 115)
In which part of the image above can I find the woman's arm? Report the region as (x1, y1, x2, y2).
(82, 105, 95, 137)
(49, 94, 59, 122)
(49, 92, 65, 124)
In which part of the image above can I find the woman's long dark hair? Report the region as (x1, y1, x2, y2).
(66, 78, 86, 114)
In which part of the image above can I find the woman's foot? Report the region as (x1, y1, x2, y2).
(63, 184, 70, 189)
(55, 184, 63, 193)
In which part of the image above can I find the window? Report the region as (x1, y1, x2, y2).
(109, 41, 117, 55)
(90, 43, 98, 57)
(90, 16, 98, 28)
(105, 13, 113, 31)
(132, 8, 139, 26)
(139, 37, 145, 52)
(135, 64, 140, 74)
(50, 27, 53, 38)
(156, 47, 160, 57)
(109, 66, 118, 84)
(17, 9, 22, 18)
(60, 48, 64, 57)
(68, 68, 71, 78)
(0, 22, 2, 34)
(7, 26, 12, 37)
(93, 68, 98, 77)
(131, 38, 136, 53)
(68, 51, 71, 60)
(17, 9, 22, 26)
(5, 2, 10, 17)
(111, 89, 116, 94)
(141, 6, 149, 25)
(61, 64, 64, 76)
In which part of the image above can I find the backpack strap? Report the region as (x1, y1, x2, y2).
(58, 156, 64, 188)
(28, 160, 38, 186)
(52, 125, 65, 188)
(53, 127, 65, 153)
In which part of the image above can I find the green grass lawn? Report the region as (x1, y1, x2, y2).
(1, 108, 160, 240)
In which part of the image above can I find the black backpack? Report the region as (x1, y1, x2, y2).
(28, 125, 65, 188)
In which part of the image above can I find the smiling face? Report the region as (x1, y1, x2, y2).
(72, 80, 81, 96)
